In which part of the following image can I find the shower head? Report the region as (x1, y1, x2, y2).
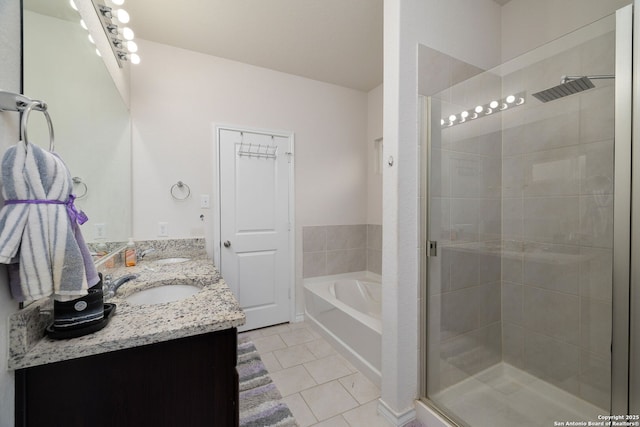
(531, 75, 614, 103)
(532, 76, 595, 103)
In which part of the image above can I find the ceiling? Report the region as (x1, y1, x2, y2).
(28, 0, 512, 92)
(125, 0, 383, 92)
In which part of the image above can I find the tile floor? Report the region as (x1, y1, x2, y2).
(239, 321, 395, 427)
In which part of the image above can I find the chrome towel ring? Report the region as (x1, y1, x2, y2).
(72, 177, 88, 199)
(21, 101, 55, 152)
(0, 91, 55, 152)
(171, 181, 191, 200)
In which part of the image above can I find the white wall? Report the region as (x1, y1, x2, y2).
(381, 0, 501, 423)
(367, 84, 383, 225)
(130, 39, 369, 316)
(0, 0, 21, 424)
(501, 0, 631, 62)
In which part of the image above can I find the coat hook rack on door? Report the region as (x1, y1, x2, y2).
(237, 132, 278, 159)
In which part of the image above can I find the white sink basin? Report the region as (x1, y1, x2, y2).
(153, 257, 190, 265)
(125, 284, 201, 305)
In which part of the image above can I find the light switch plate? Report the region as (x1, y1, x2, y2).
(200, 194, 210, 209)
(158, 222, 168, 237)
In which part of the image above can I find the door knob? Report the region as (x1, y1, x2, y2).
(223, 240, 231, 248)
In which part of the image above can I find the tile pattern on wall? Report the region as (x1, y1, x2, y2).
(499, 30, 614, 410)
(303, 224, 382, 278)
(427, 30, 614, 411)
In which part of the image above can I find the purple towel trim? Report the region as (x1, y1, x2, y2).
(4, 194, 88, 225)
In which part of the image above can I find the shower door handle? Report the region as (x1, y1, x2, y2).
(223, 240, 231, 248)
(426, 240, 438, 257)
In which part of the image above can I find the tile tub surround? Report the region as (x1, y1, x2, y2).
(303, 224, 382, 277)
(8, 240, 245, 370)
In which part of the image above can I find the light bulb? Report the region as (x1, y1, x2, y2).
(489, 100, 499, 109)
(500, 103, 508, 110)
(130, 53, 141, 64)
(96, 48, 102, 57)
(115, 9, 130, 24)
(111, 0, 125, 5)
(460, 111, 469, 119)
(69, 0, 78, 11)
(80, 19, 88, 30)
(475, 105, 484, 114)
(448, 114, 457, 122)
(471, 113, 478, 119)
(486, 108, 493, 114)
(122, 27, 135, 40)
(88, 34, 95, 44)
(440, 119, 445, 126)
(506, 95, 516, 104)
(516, 97, 525, 105)
(126, 40, 138, 53)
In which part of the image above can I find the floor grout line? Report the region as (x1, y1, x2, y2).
(244, 321, 392, 427)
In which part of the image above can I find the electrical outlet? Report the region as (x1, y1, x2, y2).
(158, 222, 168, 237)
(200, 194, 210, 209)
(95, 223, 106, 239)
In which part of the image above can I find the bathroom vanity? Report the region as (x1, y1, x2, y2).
(9, 242, 245, 427)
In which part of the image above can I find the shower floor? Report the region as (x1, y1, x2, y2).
(432, 363, 605, 427)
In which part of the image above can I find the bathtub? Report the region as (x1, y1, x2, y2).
(304, 272, 382, 386)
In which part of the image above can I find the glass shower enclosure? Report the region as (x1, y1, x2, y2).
(421, 5, 636, 427)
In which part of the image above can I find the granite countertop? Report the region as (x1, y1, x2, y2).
(8, 241, 245, 370)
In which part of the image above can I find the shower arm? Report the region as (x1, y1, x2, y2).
(561, 74, 615, 83)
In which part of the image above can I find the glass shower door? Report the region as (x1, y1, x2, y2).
(423, 7, 632, 426)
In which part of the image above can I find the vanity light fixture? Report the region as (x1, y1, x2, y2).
(111, 38, 124, 49)
(91, 0, 140, 66)
(106, 24, 119, 35)
(441, 92, 526, 128)
(122, 27, 134, 40)
(126, 40, 138, 53)
(70, 0, 140, 65)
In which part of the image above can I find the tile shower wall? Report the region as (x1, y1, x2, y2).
(302, 224, 382, 278)
(428, 29, 614, 409)
(500, 31, 614, 409)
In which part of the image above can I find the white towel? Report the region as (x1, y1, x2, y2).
(0, 140, 99, 302)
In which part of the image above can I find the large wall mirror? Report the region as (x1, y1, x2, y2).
(22, 0, 132, 253)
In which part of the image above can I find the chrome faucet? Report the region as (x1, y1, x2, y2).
(137, 248, 156, 261)
(103, 273, 139, 299)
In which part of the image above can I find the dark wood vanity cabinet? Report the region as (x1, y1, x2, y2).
(15, 327, 239, 427)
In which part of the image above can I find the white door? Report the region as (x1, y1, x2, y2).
(218, 128, 292, 332)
